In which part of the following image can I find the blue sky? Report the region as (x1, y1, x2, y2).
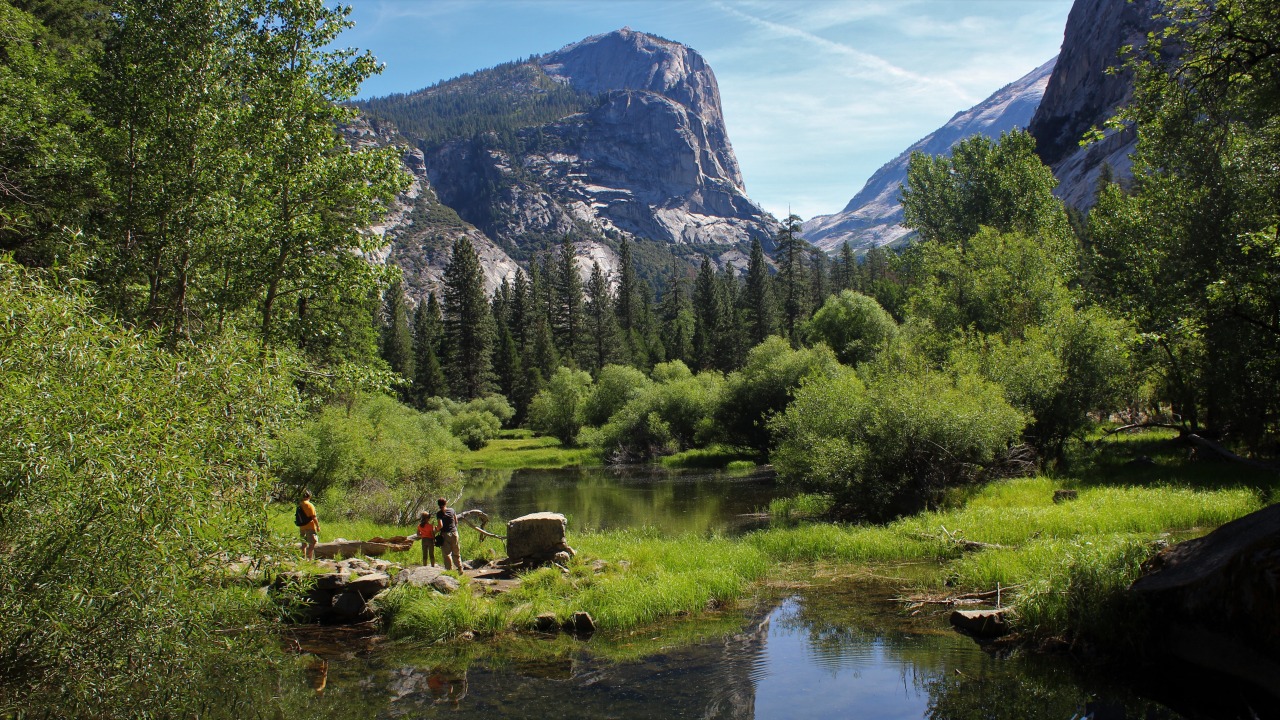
(341, 1, 1074, 221)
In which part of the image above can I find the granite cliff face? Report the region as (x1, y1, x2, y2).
(346, 117, 520, 298)
(802, 58, 1056, 253)
(1028, 0, 1166, 209)
(359, 28, 776, 300)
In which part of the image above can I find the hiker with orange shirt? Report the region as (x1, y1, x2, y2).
(297, 490, 320, 561)
(415, 510, 438, 566)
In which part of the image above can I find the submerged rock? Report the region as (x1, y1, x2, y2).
(949, 609, 1009, 638)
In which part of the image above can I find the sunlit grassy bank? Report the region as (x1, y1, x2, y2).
(457, 430, 601, 470)
(269, 455, 1268, 651)
(379, 530, 769, 640)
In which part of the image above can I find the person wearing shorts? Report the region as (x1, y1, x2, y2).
(298, 490, 320, 560)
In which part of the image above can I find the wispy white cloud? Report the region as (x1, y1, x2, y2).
(710, 0, 976, 104)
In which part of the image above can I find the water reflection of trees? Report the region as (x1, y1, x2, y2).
(458, 467, 776, 534)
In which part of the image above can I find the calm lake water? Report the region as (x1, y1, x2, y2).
(287, 467, 1271, 720)
(456, 466, 779, 534)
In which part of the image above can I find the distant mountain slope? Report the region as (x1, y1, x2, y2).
(802, 57, 1056, 253)
(1028, 0, 1166, 210)
(354, 28, 777, 300)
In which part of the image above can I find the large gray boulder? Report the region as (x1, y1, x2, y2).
(1130, 502, 1280, 699)
(506, 512, 576, 565)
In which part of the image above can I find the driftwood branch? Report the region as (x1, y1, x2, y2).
(898, 585, 1022, 608)
(1104, 421, 1186, 435)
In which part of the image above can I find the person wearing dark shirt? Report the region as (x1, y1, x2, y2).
(436, 497, 462, 571)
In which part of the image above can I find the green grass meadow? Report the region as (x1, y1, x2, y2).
(267, 429, 1276, 651)
(457, 431, 602, 470)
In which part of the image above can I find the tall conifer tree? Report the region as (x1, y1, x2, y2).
(411, 294, 446, 405)
(379, 278, 415, 391)
(584, 261, 621, 374)
(550, 235, 585, 366)
(441, 236, 494, 399)
(775, 214, 808, 346)
(742, 236, 777, 347)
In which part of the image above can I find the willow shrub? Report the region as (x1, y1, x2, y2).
(771, 353, 1025, 521)
(0, 261, 299, 716)
(272, 393, 463, 501)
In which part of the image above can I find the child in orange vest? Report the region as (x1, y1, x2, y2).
(416, 510, 438, 566)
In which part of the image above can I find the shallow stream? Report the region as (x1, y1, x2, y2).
(285, 467, 1268, 719)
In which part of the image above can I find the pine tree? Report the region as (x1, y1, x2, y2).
(550, 235, 585, 366)
(692, 256, 718, 370)
(775, 214, 809, 346)
(441, 236, 494, 399)
(379, 278, 415, 391)
(809, 248, 830, 314)
(614, 237, 640, 365)
(411, 294, 446, 405)
(838, 241, 857, 293)
(742, 236, 777, 346)
(584, 261, 622, 374)
(716, 264, 745, 370)
(660, 273, 694, 365)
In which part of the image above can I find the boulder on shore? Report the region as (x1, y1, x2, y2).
(1130, 502, 1280, 699)
(506, 512, 576, 566)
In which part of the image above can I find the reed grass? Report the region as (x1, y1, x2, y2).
(658, 445, 756, 469)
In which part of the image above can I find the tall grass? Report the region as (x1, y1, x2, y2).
(458, 434, 601, 470)
(658, 445, 755, 469)
(270, 466, 1270, 651)
(375, 528, 770, 641)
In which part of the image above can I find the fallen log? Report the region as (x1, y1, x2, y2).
(1184, 434, 1277, 472)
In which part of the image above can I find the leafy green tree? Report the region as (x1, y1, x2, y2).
(1088, 0, 1280, 446)
(901, 130, 1072, 255)
(441, 235, 494, 399)
(527, 366, 593, 445)
(771, 352, 1025, 520)
(581, 364, 653, 427)
(0, 260, 299, 715)
(714, 336, 841, 454)
(0, 2, 98, 264)
(908, 228, 1075, 339)
(595, 361, 725, 461)
(235, 0, 408, 352)
(803, 290, 898, 366)
(89, 0, 245, 341)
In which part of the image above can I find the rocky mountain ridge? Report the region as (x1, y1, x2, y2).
(357, 28, 777, 300)
(1028, 0, 1166, 209)
(802, 57, 1056, 252)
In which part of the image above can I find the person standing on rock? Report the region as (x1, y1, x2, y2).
(436, 497, 462, 571)
(416, 510, 438, 566)
(298, 490, 320, 561)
